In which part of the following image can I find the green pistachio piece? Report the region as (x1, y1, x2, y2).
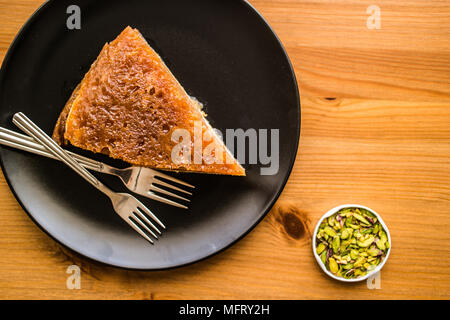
(341, 228, 350, 240)
(357, 235, 375, 248)
(329, 258, 339, 274)
(375, 239, 386, 251)
(341, 239, 351, 247)
(367, 247, 380, 256)
(373, 224, 379, 234)
(337, 258, 346, 265)
(320, 251, 327, 264)
(353, 213, 371, 225)
(328, 216, 335, 227)
(347, 228, 354, 237)
(362, 210, 375, 218)
(353, 257, 366, 268)
(350, 249, 359, 260)
(345, 217, 353, 227)
(354, 269, 364, 277)
(332, 236, 340, 253)
(324, 226, 336, 237)
(340, 245, 349, 253)
(380, 231, 388, 244)
(354, 232, 362, 239)
(316, 243, 326, 255)
(343, 263, 354, 270)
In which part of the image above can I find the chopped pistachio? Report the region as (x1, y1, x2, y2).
(373, 224, 379, 234)
(315, 207, 390, 279)
(357, 235, 375, 248)
(320, 251, 327, 264)
(316, 243, 327, 255)
(376, 239, 386, 251)
(380, 231, 388, 244)
(324, 226, 336, 237)
(350, 249, 359, 260)
(353, 256, 366, 268)
(353, 212, 371, 225)
(367, 247, 380, 256)
(343, 263, 354, 270)
(329, 258, 339, 274)
(328, 216, 335, 227)
(341, 228, 350, 240)
(332, 236, 340, 253)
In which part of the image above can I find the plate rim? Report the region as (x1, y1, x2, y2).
(0, 0, 301, 270)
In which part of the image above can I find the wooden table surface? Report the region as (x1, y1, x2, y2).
(1, 0, 449, 300)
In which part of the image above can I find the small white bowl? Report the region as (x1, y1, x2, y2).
(312, 204, 391, 282)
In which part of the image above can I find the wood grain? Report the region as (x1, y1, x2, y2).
(0, 0, 449, 300)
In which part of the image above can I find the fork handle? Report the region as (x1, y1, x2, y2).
(0, 127, 103, 172)
(13, 113, 113, 196)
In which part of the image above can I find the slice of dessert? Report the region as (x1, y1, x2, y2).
(53, 26, 245, 176)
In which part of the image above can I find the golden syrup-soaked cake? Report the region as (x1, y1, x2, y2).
(53, 27, 245, 176)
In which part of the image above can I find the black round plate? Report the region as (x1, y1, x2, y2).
(0, 0, 300, 270)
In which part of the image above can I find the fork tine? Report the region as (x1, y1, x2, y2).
(133, 210, 161, 239)
(133, 209, 161, 235)
(152, 179, 193, 195)
(152, 171, 195, 189)
(137, 205, 166, 229)
(127, 218, 155, 244)
(147, 192, 189, 210)
(150, 185, 191, 203)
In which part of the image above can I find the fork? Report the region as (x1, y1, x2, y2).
(0, 127, 194, 209)
(13, 112, 164, 244)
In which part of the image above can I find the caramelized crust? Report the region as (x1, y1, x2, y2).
(53, 84, 80, 145)
(52, 27, 244, 176)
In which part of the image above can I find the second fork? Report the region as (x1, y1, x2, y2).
(13, 112, 166, 244)
(0, 127, 194, 209)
